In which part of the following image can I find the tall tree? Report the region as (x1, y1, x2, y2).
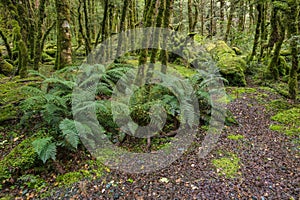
(287, 0, 299, 101)
(33, 0, 47, 70)
(249, 1, 263, 62)
(160, 0, 173, 74)
(55, 0, 72, 69)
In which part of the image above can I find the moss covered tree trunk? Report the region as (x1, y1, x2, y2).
(33, 0, 46, 70)
(249, 2, 262, 62)
(55, 0, 72, 70)
(287, 0, 299, 101)
(267, 14, 285, 80)
(160, 0, 173, 74)
(0, 29, 12, 60)
(267, 5, 279, 53)
(136, 0, 157, 85)
(146, 0, 165, 80)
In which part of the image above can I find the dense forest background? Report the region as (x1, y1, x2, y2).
(0, 0, 299, 199)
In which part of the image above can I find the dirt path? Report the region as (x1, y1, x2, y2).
(31, 88, 300, 199)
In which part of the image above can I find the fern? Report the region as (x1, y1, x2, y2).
(32, 137, 56, 163)
(59, 119, 80, 149)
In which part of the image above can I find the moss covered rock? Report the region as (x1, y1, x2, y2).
(0, 60, 14, 76)
(207, 41, 247, 86)
(0, 137, 38, 182)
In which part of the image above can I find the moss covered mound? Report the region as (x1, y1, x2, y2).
(207, 41, 246, 86)
(270, 107, 300, 137)
(0, 77, 40, 123)
(0, 137, 38, 182)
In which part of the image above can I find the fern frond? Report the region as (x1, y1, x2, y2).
(28, 70, 47, 80)
(59, 119, 80, 149)
(32, 137, 57, 163)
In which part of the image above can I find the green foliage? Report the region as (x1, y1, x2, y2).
(212, 153, 240, 178)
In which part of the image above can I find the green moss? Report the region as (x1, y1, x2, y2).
(0, 137, 38, 182)
(232, 47, 242, 55)
(269, 124, 285, 132)
(209, 41, 236, 60)
(266, 99, 292, 112)
(271, 108, 300, 125)
(0, 77, 40, 122)
(45, 49, 56, 57)
(0, 196, 14, 200)
(212, 153, 240, 178)
(270, 108, 300, 138)
(227, 87, 257, 100)
(17, 174, 47, 191)
(56, 170, 91, 186)
(42, 53, 55, 62)
(227, 134, 244, 140)
(172, 64, 197, 77)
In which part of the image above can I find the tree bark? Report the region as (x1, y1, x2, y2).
(55, 0, 72, 70)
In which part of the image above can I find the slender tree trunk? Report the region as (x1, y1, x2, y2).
(83, 0, 91, 54)
(224, 0, 235, 42)
(146, 0, 165, 80)
(55, 0, 72, 69)
(287, 1, 299, 101)
(259, 3, 266, 59)
(219, 0, 225, 35)
(116, 0, 129, 60)
(160, 0, 173, 74)
(249, 2, 262, 62)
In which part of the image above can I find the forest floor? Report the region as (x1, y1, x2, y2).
(0, 76, 299, 199)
